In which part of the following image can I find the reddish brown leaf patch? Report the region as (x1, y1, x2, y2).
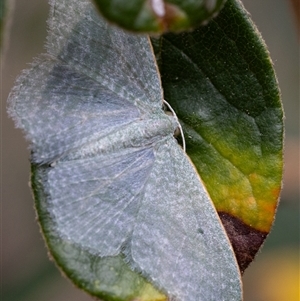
(218, 212, 268, 273)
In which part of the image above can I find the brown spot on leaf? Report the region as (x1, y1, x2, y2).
(164, 4, 182, 23)
(218, 212, 268, 273)
(149, 2, 187, 32)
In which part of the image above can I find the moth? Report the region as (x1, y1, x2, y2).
(7, 0, 242, 300)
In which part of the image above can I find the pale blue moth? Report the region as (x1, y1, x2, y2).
(7, 0, 242, 300)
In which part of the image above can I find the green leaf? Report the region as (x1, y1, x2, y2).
(92, 0, 226, 32)
(153, 0, 284, 271)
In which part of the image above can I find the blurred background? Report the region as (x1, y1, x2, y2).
(1, 0, 299, 300)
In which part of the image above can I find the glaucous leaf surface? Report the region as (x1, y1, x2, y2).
(7, 0, 242, 300)
(92, 0, 227, 32)
(153, 0, 284, 272)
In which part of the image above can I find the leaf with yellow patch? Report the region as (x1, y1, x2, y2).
(152, 0, 284, 272)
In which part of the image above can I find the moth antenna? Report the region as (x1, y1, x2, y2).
(163, 100, 186, 152)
